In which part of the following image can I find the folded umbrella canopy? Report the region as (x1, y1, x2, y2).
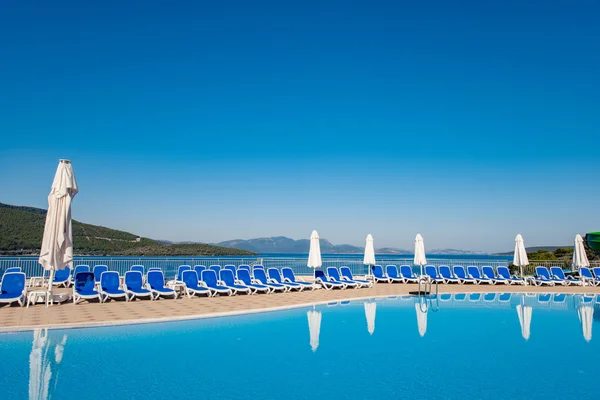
(513, 234, 529, 279)
(572, 234, 590, 271)
(39, 160, 78, 293)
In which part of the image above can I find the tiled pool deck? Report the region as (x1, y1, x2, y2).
(1, 284, 598, 332)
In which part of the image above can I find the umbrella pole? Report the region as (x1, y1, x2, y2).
(46, 269, 54, 307)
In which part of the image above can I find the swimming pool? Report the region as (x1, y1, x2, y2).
(0, 293, 598, 399)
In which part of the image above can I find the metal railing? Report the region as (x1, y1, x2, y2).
(1, 256, 598, 280)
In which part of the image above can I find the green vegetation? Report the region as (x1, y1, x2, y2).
(0, 202, 255, 256)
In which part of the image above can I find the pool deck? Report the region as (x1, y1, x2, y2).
(1, 283, 598, 332)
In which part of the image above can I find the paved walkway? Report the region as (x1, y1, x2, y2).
(1, 284, 598, 332)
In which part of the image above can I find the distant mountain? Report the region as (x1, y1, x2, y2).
(430, 249, 486, 255)
(0, 202, 255, 256)
(376, 247, 411, 254)
(215, 236, 364, 254)
(493, 246, 569, 256)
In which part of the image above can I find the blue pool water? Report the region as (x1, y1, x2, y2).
(0, 293, 598, 400)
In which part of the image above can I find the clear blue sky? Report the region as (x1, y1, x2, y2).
(1, 0, 599, 252)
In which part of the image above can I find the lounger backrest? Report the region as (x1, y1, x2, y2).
(220, 269, 236, 286)
(482, 266, 495, 279)
(177, 265, 192, 281)
(267, 268, 283, 283)
(550, 267, 566, 279)
(538, 293, 550, 302)
(386, 265, 399, 278)
(209, 265, 221, 275)
(75, 272, 95, 293)
(148, 267, 162, 271)
(400, 265, 413, 278)
(253, 268, 268, 284)
(497, 266, 510, 279)
(130, 265, 144, 275)
(93, 265, 108, 282)
(237, 269, 252, 285)
(54, 267, 71, 282)
(147, 270, 166, 290)
(224, 265, 237, 276)
(5, 267, 21, 274)
(580, 267, 593, 278)
(593, 267, 600, 278)
(74, 265, 90, 277)
(340, 266, 352, 280)
(182, 270, 200, 288)
(535, 267, 550, 279)
(425, 265, 437, 279)
(439, 265, 452, 278)
(0, 272, 25, 295)
(194, 265, 206, 277)
(101, 271, 120, 291)
(314, 269, 327, 281)
(282, 267, 296, 282)
(372, 265, 385, 278)
(238, 265, 251, 273)
(484, 293, 496, 301)
(326, 267, 341, 281)
(125, 271, 144, 291)
(553, 293, 566, 302)
(453, 266, 466, 279)
(201, 269, 219, 288)
(467, 266, 481, 278)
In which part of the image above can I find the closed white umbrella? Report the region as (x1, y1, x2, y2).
(513, 234, 529, 279)
(363, 234, 376, 278)
(307, 230, 322, 280)
(415, 301, 428, 337)
(307, 309, 322, 352)
(364, 301, 376, 335)
(39, 160, 78, 295)
(573, 234, 590, 271)
(414, 234, 427, 277)
(578, 305, 593, 342)
(516, 304, 532, 341)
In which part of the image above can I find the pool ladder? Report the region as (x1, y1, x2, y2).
(417, 275, 439, 297)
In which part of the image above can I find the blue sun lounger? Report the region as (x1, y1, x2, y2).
(254, 268, 287, 292)
(327, 267, 358, 288)
(281, 267, 315, 290)
(93, 265, 108, 286)
(220, 269, 252, 295)
(209, 265, 221, 275)
(467, 266, 493, 285)
(340, 266, 372, 288)
(224, 265, 237, 275)
(124, 271, 154, 300)
(496, 266, 525, 285)
(175, 265, 192, 283)
(579, 267, 599, 286)
(268, 268, 303, 291)
(425, 265, 445, 284)
(0, 272, 26, 307)
(147, 270, 178, 299)
(194, 265, 207, 278)
(438, 265, 460, 284)
(453, 266, 477, 284)
(99, 271, 129, 302)
(593, 267, 600, 282)
(385, 265, 405, 283)
(201, 269, 233, 296)
(481, 266, 508, 285)
(237, 269, 271, 294)
(73, 272, 101, 304)
(550, 267, 582, 286)
(372, 265, 389, 283)
(182, 270, 213, 297)
(400, 265, 420, 283)
(314, 270, 346, 290)
(52, 267, 71, 288)
(70, 265, 90, 286)
(533, 267, 560, 286)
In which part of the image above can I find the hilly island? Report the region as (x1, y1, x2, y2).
(0, 202, 255, 256)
